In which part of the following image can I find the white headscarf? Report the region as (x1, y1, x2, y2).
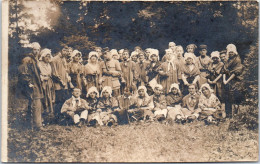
(89, 51, 99, 59)
(184, 52, 196, 63)
(119, 49, 124, 54)
(31, 42, 41, 49)
(210, 51, 220, 60)
(71, 50, 82, 58)
(149, 49, 159, 61)
(169, 42, 176, 47)
(87, 86, 99, 98)
(169, 83, 181, 93)
(130, 51, 139, 58)
(110, 49, 119, 60)
(101, 86, 112, 97)
(39, 48, 53, 61)
(136, 86, 149, 98)
(199, 83, 214, 94)
(226, 44, 238, 55)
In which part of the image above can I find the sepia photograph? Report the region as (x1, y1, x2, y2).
(2, 0, 259, 162)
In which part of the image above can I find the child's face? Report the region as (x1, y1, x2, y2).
(151, 54, 157, 61)
(43, 54, 51, 63)
(103, 91, 110, 98)
(72, 90, 81, 98)
(212, 57, 219, 63)
(186, 58, 193, 65)
(199, 49, 207, 56)
(89, 92, 97, 99)
(187, 47, 194, 53)
(154, 87, 162, 95)
(171, 87, 178, 94)
(138, 89, 145, 97)
(202, 87, 211, 97)
(188, 85, 196, 95)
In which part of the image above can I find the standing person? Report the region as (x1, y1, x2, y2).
(61, 88, 89, 127)
(38, 48, 55, 124)
(146, 49, 161, 95)
(67, 50, 84, 90)
(222, 44, 244, 117)
(186, 44, 199, 66)
(158, 49, 180, 94)
(197, 45, 212, 87)
(100, 51, 122, 97)
(51, 46, 72, 121)
(120, 49, 138, 94)
(220, 50, 228, 64)
(168, 42, 177, 60)
(175, 46, 186, 84)
(95, 47, 103, 61)
(130, 51, 139, 63)
(136, 51, 149, 87)
(207, 51, 225, 112)
(181, 53, 201, 95)
(111, 49, 120, 61)
(18, 42, 44, 129)
(118, 49, 124, 62)
(83, 51, 102, 92)
(144, 48, 152, 60)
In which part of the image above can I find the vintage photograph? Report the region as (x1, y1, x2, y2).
(2, 0, 259, 162)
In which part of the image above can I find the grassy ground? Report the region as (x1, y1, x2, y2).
(8, 105, 258, 162)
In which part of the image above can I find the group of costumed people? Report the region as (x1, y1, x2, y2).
(18, 41, 244, 129)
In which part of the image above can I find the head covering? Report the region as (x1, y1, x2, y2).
(39, 48, 53, 61)
(226, 44, 238, 55)
(199, 83, 214, 94)
(88, 51, 99, 62)
(31, 42, 41, 49)
(186, 44, 197, 50)
(131, 51, 139, 58)
(154, 84, 163, 91)
(169, 42, 176, 47)
(101, 86, 112, 97)
(71, 50, 82, 58)
(184, 52, 196, 63)
(149, 49, 159, 61)
(119, 49, 124, 54)
(136, 86, 149, 98)
(199, 44, 207, 50)
(169, 83, 181, 93)
(210, 51, 220, 60)
(110, 49, 119, 60)
(86, 86, 99, 98)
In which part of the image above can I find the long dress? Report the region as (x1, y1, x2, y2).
(207, 62, 224, 102)
(158, 61, 180, 94)
(67, 61, 84, 90)
(84, 62, 102, 91)
(38, 61, 55, 117)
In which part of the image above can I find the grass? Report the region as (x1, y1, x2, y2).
(8, 111, 258, 162)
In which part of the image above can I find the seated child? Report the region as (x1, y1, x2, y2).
(166, 83, 183, 122)
(61, 88, 89, 127)
(129, 86, 154, 121)
(151, 84, 168, 121)
(96, 86, 119, 126)
(197, 83, 223, 124)
(180, 84, 200, 122)
(114, 87, 132, 125)
(86, 86, 102, 126)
